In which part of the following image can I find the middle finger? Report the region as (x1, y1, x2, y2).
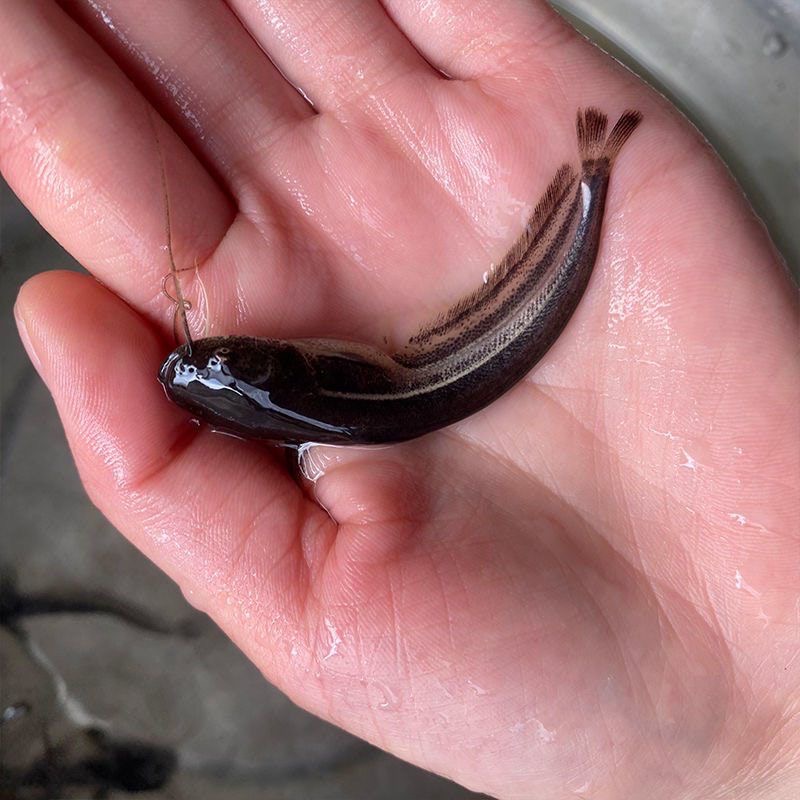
(61, 0, 315, 195)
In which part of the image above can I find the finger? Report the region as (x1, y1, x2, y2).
(14, 270, 336, 673)
(379, 0, 575, 79)
(228, 0, 436, 112)
(60, 0, 313, 191)
(0, 0, 232, 322)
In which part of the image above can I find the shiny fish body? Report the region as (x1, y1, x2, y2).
(159, 108, 642, 445)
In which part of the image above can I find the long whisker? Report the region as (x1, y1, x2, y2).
(149, 109, 194, 353)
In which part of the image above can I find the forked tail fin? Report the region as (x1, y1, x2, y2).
(576, 107, 643, 165)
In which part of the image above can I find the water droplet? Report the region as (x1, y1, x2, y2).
(322, 617, 342, 661)
(2, 702, 30, 724)
(536, 719, 556, 743)
(368, 681, 401, 710)
(762, 32, 787, 58)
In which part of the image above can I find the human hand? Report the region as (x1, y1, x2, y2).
(3, 1, 798, 798)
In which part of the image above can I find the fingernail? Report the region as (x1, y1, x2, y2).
(14, 302, 42, 375)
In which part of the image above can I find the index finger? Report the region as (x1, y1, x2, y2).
(0, 0, 232, 323)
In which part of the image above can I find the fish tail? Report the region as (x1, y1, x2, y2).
(603, 109, 644, 162)
(576, 107, 642, 167)
(576, 107, 608, 162)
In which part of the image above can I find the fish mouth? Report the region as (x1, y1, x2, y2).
(158, 347, 186, 387)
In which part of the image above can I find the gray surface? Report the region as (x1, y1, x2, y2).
(2, 1, 799, 798)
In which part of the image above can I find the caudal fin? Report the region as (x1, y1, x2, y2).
(576, 107, 643, 165)
(603, 109, 643, 161)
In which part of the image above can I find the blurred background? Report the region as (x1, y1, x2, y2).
(1, 1, 797, 798)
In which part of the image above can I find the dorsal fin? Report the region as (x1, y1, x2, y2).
(397, 107, 642, 361)
(404, 162, 578, 347)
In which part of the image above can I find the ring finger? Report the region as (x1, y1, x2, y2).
(228, 0, 438, 113)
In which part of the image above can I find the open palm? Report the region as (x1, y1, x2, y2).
(3, 1, 798, 798)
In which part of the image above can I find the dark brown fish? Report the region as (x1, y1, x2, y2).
(159, 108, 642, 445)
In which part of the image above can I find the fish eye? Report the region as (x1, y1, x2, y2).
(211, 347, 231, 366)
